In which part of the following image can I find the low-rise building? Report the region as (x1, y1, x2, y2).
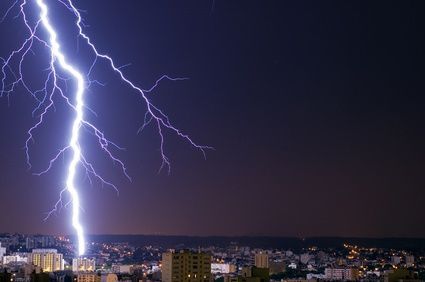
(101, 273, 118, 282)
(111, 264, 132, 274)
(324, 268, 358, 281)
(73, 257, 96, 272)
(2, 254, 27, 265)
(405, 255, 414, 267)
(77, 272, 101, 282)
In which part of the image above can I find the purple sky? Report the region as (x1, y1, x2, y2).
(0, 0, 424, 237)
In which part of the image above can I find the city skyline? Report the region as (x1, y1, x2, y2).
(0, 233, 423, 281)
(0, 0, 424, 239)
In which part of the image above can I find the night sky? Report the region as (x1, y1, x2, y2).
(0, 1, 424, 237)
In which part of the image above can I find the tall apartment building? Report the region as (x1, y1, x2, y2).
(254, 253, 269, 268)
(26, 236, 55, 250)
(73, 257, 96, 272)
(0, 243, 6, 261)
(27, 249, 63, 272)
(162, 250, 211, 282)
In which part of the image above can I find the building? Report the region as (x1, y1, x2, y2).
(26, 236, 54, 250)
(269, 260, 285, 274)
(73, 258, 96, 272)
(241, 267, 252, 278)
(324, 268, 358, 281)
(111, 264, 132, 274)
(254, 253, 269, 268)
(306, 273, 326, 280)
(2, 254, 27, 265)
(101, 273, 118, 282)
(27, 249, 63, 272)
(251, 267, 270, 282)
(235, 267, 270, 282)
(26, 237, 35, 250)
(405, 255, 414, 267)
(162, 250, 211, 282)
(391, 256, 401, 265)
(223, 275, 239, 282)
(299, 253, 313, 265)
(211, 263, 236, 274)
(287, 263, 297, 270)
(383, 268, 419, 282)
(0, 243, 6, 261)
(77, 272, 101, 282)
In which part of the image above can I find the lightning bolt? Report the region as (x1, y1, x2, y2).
(1, 0, 210, 256)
